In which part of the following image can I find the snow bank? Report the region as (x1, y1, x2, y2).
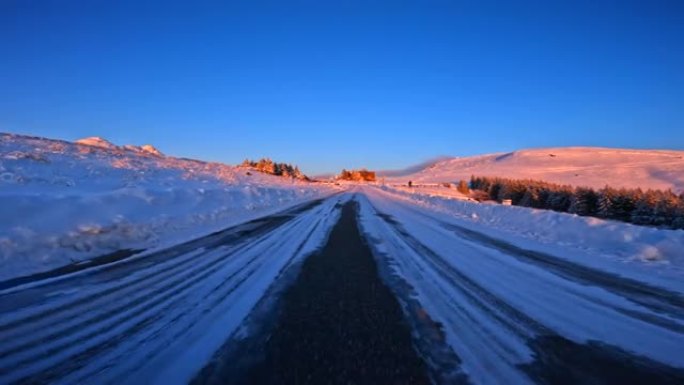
(0, 132, 335, 281)
(384, 184, 472, 201)
(375, 185, 684, 270)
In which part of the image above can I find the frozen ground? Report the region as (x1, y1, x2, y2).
(376, 185, 684, 273)
(357, 186, 684, 383)
(0, 133, 336, 281)
(0, 185, 682, 384)
(0, 194, 346, 385)
(2, 132, 683, 384)
(383, 147, 684, 191)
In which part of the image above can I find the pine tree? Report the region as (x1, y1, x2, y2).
(609, 189, 636, 222)
(569, 188, 597, 216)
(653, 190, 679, 227)
(672, 199, 684, 229)
(631, 190, 658, 225)
(596, 187, 616, 219)
(520, 187, 540, 208)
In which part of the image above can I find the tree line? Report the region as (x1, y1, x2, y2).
(469, 175, 684, 229)
(241, 158, 306, 179)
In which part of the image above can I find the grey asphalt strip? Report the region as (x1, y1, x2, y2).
(198, 199, 431, 385)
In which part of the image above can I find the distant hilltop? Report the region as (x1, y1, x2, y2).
(76, 136, 164, 157)
(381, 147, 684, 192)
(0, 132, 312, 188)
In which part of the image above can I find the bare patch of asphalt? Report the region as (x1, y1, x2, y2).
(371, 207, 684, 385)
(194, 199, 431, 385)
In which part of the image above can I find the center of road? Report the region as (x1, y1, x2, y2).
(205, 200, 431, 384)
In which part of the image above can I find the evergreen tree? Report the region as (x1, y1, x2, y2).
(653, 190, 679, 227)
(672, 200, 684, 229)
(596, 187, 616, 219)
(466, 175, 683, 229)
(609, 189, 635, 222)
(569, 188, 598, 216)
(631, 190, 658, 225)
(519, 187, 540, 208)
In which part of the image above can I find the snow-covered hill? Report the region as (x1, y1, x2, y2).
(384, 147, 684, 192)
(0, 132, 335, 280)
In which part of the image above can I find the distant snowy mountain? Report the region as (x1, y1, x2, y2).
(386, 147, 684, 192)
(0, 132, 334, 280)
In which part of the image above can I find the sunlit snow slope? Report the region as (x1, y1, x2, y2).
(385, 147, 684, 192)
(0, 132, 334, 280)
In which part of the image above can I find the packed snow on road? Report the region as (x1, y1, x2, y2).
(357, 185, 684, 384)
(1, 133, 683, 384)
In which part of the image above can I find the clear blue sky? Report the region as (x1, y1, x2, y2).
(1, 1, 683, 174)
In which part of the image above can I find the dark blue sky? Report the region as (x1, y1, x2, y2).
(1, 1, 683, 174)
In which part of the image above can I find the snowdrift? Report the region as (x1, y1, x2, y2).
(0, 133, 335, 280)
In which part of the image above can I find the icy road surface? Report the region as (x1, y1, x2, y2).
(357, 186, 684, 384)
(1, 188, 684, 384)
(0, 194, 345, 384)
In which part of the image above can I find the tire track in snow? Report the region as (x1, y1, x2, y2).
(358, 191, 684, 384)
(396, 201, 684, 329)
(0, 205, 318, 363)
(0, 195, 342, 385)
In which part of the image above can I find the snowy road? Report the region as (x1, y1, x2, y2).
(1, 187, 684, 384)
(0, 193, 344, 385)
(357, 186, 684, 384)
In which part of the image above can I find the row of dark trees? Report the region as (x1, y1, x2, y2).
(241, 158, 306, 179)
(469, 176, 684, 229)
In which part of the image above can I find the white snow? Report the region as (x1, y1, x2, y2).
(75, 136, 118, 150)
(0, 193, 347, 385)
(383, 183, 473, 201)
(374, 185, 684, 274)
(0, 132, 336, 281)
(356, 186, 684, 384)
(384, 147, 684, 192)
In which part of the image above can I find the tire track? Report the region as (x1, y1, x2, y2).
(0, 195, 340, 384)
(400, 202, 684, 320)
(361, 192, 684, 384)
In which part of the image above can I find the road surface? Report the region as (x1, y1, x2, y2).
(1, 188, 683, 384)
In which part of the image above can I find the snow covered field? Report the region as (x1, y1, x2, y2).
(0, 133, 336, 281)
(357, 186, 684, 383)
(384, 147, 684, 191)
(374, 185, 684, 274)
